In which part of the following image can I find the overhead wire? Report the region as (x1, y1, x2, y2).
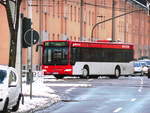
(30, 0, 134, 12)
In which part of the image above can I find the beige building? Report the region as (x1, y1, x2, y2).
(0, 0, 150, 68)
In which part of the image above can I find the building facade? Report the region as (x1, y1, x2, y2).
(0, 0, 150, 68)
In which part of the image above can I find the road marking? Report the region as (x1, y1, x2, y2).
(140, 78, 143, 85)
(138, 87, 142, 92)
(65, 87, 76, 93)
(131, 98, 136, 102)
(46, 83, 92, 87)
(138, 77, 144, 92)
(88, 79, 93, 81)
(113, 107, 123, 113)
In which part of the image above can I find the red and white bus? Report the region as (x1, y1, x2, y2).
(40, 40, 134, 79)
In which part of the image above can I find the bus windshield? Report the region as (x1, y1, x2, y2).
(0, 70, 7, 83)
(43, 47, 68, 65)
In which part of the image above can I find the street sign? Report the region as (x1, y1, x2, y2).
(24, 29, 39, 47)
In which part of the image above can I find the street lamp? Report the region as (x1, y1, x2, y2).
(91, 9, 143, 42)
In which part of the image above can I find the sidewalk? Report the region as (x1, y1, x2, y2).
(15, 75, 61, 113)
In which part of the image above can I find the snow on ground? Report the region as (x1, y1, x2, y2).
(15, 75, 60, 113)
(14, 73, 92, 113)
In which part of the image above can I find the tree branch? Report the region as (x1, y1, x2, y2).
(5, 0, 15, 33)
(0, 0, 6, 6)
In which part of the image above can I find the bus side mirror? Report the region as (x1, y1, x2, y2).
(36, 44, 42, 52)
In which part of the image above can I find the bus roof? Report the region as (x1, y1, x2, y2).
(42, 40, 133, 50)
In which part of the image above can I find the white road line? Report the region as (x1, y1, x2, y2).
(46, 83, 92, 87)
(113, 107, 123, 113)
(88, 79, 93, 81)
(138, 87, 142, 92)
(140, 78, 144, 85)
(138, 77, 144, 92)
(131, 98, 136, 102)
(65, 87, 76, 93)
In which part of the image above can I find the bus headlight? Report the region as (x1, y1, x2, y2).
(64, 69, 72, 72)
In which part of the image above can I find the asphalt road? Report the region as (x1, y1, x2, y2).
(36, 76, 150, 113)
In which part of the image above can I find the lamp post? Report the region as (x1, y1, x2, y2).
(91, 9, 143, 41)
(80, 0, 84, 41)
(112, 0, 116, 41)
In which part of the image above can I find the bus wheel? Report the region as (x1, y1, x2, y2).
(114, 68, 120, 79)
(54, 75, 64, 79)
(80, 67, 89, 79)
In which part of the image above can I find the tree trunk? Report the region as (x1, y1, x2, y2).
(9, 31, 17, 67)
(4, 1, 19, 68)
(1, 0, 22, 68)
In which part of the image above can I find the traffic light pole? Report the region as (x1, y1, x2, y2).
(30, 29, 33, 99)
(91, 9, 143, 41)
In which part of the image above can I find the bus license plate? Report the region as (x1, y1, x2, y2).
(53, 72, 59, 74)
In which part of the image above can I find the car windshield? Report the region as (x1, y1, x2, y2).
(0, 70, 7, 83)
(134, 62, 141, 67)
(145, 61, 150, 65)
(140, 62, 147, 67)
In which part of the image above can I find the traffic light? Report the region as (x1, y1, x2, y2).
(22, 17, 32, 48)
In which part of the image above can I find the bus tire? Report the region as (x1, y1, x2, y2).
(80, 66, 89, 79)
(114, 67, 120, 79)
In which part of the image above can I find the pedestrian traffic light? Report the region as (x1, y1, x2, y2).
(22, 17, 32, 48)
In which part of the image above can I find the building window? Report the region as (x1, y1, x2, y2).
(57, 1, 60, 18)
(57, 34, 60, 40)
(48, 0, 51, 15)
(44, 13, 47, 31)
(71, 5, 73, 21)
(92, 12, 94, 25)
(78, 8, 80, 22)
(74, 6, 77, 22)
(89, 11, 91, 25)
(74, 36, 77, 41)
(70, 36, 72, 40)
(53, 0, 55, 17)
(36, 0, 39, 12)
(53, 33, 55, 40)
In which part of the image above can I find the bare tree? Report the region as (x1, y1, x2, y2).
(0, 0, 22, 67)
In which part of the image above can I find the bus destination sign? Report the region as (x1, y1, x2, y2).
(44, 42, 68, 47)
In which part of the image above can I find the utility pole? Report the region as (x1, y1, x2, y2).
(27, 0, 33, 99)
(124, 0, 127, 43)
(112, 0, 115, 41)
(80, 0, 83, 41)
(39, 0, 43, 68)
(27, 0, 32, 70)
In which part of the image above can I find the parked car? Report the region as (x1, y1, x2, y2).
(139, 59, 150, 67)
(133, 61, 148, 76)
(0, 65, 22, 113)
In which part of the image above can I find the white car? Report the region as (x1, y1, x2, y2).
(139, 59, 150, 67)
(133, 61, 148, 75)
(0, 65, 22, 113)
(133, 62, 142, 74)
